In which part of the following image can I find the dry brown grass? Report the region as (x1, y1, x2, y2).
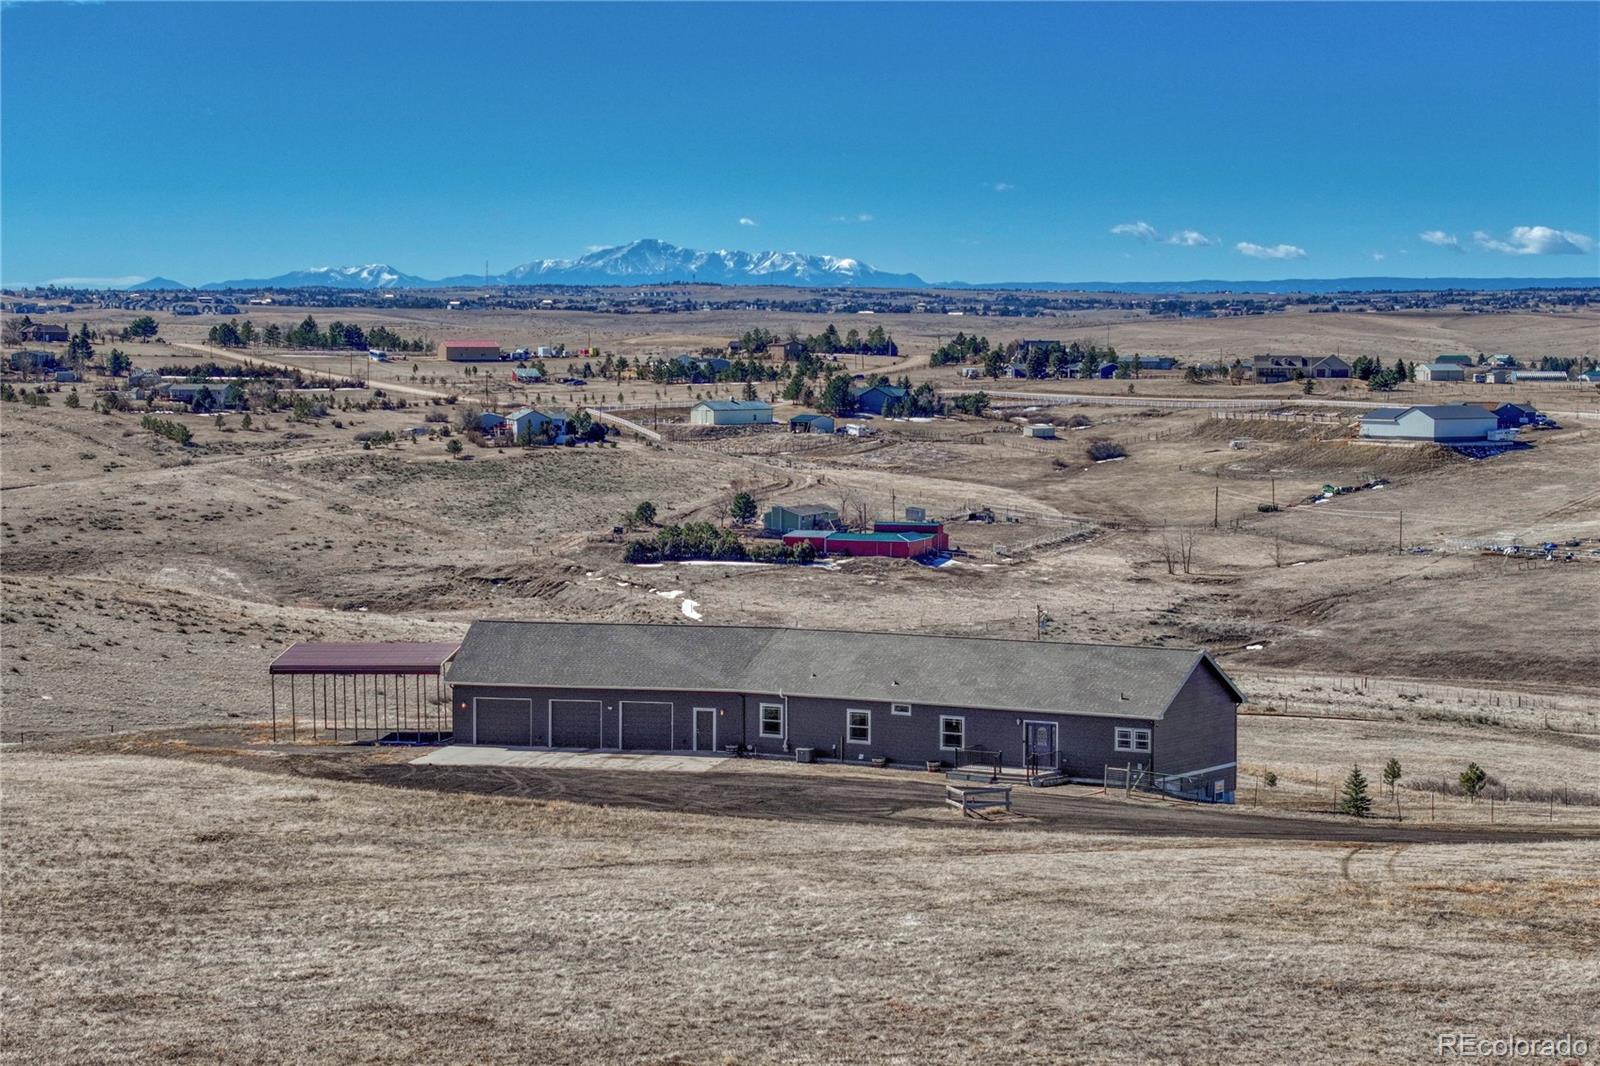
(2, 752, 1597, 1065)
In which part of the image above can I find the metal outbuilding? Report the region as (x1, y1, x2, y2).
(267, 641, 459, 740)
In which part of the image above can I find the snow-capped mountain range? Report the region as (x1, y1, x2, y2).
(189, 240, 926, 291)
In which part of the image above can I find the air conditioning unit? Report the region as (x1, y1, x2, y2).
(794, 747, 814, 763)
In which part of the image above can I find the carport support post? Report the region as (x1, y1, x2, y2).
(289, 676, 296, 740)
(270, 675, 277, 741)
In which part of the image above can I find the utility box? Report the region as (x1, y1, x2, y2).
(794, 747, 814, 764)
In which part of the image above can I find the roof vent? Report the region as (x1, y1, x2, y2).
(1119, 692, 1129, 701)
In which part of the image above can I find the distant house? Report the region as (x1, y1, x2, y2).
(1579, 369, 1600, 383)
(20, 323, 69, 344)
(688, 399, 773, 426)
(1473, 369, 1514, 384)
(1415, 362, 1466, 382)
(162, 382, 239, 407)
(1433, 354, 1476, 367)
(788, 413, 835, 434)
(763, 503, 841, 534)
(1492, 403, 1539, 429)
(1510, 370, 1569, 383)
(512, 367, 545, 384)
(1124, 356, 1178, 371)
(852, 384, 908, 415)
(1096, 363, 1118, 379)
(7, 350, 59, 372)
(1488, 354, 1518, 368)
(1358, 404, 1500, 442)
(481, 407, 565, 441)
(440, 339, 503, 362)
(1251, 354, 1351, 383)
(54, 369, 81, 383)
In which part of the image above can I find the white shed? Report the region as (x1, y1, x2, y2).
(689, 399, 774, 426)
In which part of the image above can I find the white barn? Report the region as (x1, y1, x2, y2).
(689, 399, 774, 426)
(1359, 404, 1500, 442)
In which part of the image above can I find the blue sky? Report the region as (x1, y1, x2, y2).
(3, 2, 1597, 285)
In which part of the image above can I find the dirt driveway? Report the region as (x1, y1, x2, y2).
(280, 748, 1587, 846)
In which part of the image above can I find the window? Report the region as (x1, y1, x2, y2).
(1114, 727, 1151, 753)
(939, 716, 965, 751)
(846, 709, 871, 745)
(759, 703, 784, 738)
(891, 703, 912, 716)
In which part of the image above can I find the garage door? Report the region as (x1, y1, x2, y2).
(619, 701, 674, 751)
(550, 699, 603, 748)
(473, 698, 534, 746)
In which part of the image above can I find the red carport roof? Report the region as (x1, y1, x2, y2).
(269, 642, 460, 675)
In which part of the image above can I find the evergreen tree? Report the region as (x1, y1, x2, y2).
(1381, 758, 1402, 795)
(729, 491, 756, 525)
(1338, 764, 1372, 818)
(1459, 762, 1487, 802)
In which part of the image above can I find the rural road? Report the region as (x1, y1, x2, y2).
(282, 756, 1589, 846)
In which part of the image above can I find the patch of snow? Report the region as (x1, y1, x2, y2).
(680, 560, 771, 567)
(1094, 456, 1126, 464)
(631, 563, 664, 569)
(1246, 644, 1264, 651)
(655, 589, 684, 600)
(680, 598, 703, 621)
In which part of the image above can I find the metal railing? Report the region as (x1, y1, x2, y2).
(955, 747, 1003, 778)
(1025, 749, 1062, 779)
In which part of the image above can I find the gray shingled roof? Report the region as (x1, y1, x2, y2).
(695, 399, 771, 412)
(448, 621, 1243, 720)
(1411, 404, 1497, 420)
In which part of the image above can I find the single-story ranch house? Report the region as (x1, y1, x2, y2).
(445, 621, 1245, 798)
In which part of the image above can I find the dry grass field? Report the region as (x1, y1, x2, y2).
(3, 752, 1597, 1065)
(4, 301, 1599, 1062)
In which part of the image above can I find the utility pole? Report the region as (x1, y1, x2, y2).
(1270, 477, 1276, 508)
(1214, 487, 1220, 529)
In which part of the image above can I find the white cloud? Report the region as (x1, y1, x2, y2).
(1235, 241, 1308, 260)
(1165, 229, 1218, 247)
(1473, 225, 1596, 256)
(1110, 221, 1159, 242)
(1111, 222, 1215, 247)
(992, 181, 1014, 192)
(1419, 230, 1463, 252)
(1370, 252, 1386, 262)
(738, 217, 758, 227)
(831, 212, 874, 223)
(856, 213, 873, 222)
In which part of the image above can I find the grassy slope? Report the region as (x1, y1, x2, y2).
(2, 753, 1595, 1065)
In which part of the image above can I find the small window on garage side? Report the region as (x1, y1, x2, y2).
(939, 716, 965, 751)
(847, 709, 871, 744)
(891, 703, 912, 716)
(759, 703, 784, 738)
(1115, 727, 1151, 753)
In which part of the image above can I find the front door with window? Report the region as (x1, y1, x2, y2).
(1025, 721, 1058, 771)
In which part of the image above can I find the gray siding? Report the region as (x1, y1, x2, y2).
(449, 682, 1231, 780)
(1152, 663, 1238, 793)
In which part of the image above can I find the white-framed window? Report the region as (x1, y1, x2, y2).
(759, 702, 784, 738)
(846, 708, 871, 745)
(939, 715, 965, 751)
(1114, 727, 1151, 753)
(891, 703, 912, 717)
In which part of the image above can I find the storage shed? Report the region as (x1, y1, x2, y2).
(1415, 363, 1466, 382)
(1359, 404, 1500, 441)
(1022, 423, 1056, 438)
(439, 340, 503, 362)
(689, 399, 774, 426)
(763, 504, 840, 534)
(788, 413, 835, 434)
